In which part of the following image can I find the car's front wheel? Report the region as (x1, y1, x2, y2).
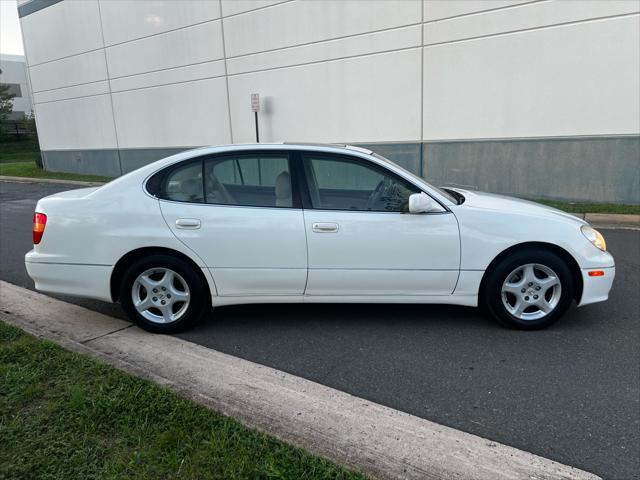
(120, 254, 209, 333)
(483, 249, 575, 329)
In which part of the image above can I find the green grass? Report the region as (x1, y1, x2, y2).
(0, 139, 42, 164)
(532, 199, 640, 215)
(0, 161, 112, 183)
(0, 321, 365, 480)
(0, 139, 112, 182)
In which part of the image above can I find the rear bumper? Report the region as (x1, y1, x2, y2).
(578, 266, 615, 307)
(25, 251, 113, 302)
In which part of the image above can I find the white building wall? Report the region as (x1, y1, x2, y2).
(20, 0, 116, 151)
(422, 0, 640, 140)
(16, 0, 640, 202)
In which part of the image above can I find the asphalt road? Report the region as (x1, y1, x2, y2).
(1, 180, 638, 479)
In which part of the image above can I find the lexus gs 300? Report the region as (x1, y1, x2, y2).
(25, 144, 614, 333)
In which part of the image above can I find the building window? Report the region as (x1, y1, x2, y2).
(0, 83, 22, 97)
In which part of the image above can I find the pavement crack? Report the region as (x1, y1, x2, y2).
(80, 324, 134, 344)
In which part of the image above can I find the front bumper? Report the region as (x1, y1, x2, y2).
(578, 266, 615, 307)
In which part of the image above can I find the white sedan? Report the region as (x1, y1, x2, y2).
(25, 144, 614, 333)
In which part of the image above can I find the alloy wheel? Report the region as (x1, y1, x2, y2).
(131, 267, 190, 324)
(501, 263, 562, 321)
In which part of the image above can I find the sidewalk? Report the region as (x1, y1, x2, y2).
(573, 212, 640, 229)
(0, 280, 600, 480)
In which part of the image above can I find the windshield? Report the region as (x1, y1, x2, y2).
(371, 153, 458, 204)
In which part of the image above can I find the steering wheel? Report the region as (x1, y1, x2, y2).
(366, 179, 387, 210)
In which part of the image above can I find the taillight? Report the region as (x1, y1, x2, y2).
(33, 213, 47, 244)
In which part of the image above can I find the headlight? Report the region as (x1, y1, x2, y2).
(581, 225, 607, 252)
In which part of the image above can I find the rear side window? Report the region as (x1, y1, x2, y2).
(156, 161, 204, 203)
(147, 154, 295, 208)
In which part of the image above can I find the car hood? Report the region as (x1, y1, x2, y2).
(448, 188, 586, 225)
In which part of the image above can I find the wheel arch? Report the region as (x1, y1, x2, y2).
(110, 247, 212, 302)
(478, 242, 583, 303)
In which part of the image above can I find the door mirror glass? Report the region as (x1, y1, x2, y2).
(409, 193, 443, 214)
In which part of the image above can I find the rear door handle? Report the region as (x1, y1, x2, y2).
(175, 218, 201, 229)
(312, 222, 339, 233)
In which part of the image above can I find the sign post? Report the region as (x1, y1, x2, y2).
(250, 93, 260, 143)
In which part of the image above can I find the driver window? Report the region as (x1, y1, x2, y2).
(303, 155, 419, 212)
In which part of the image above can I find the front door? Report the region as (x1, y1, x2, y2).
(300, 152, 460, 297)
(159, 152, 307, 296)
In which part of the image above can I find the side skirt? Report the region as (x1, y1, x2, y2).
(211, 294, 477, 308)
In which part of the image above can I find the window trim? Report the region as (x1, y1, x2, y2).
(297, 151, 448, 214)
(146, 150, 301, 210)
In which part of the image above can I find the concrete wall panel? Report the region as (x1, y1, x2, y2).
(223, 0, 421, 58)
(20, 0, 103, 65)
(35, 95, 118, 150)
(43, 149, 121, 177)
(424, 137, 640, 204)
(423, 0, 531, 22)
(29, 49, 107, 93)
(424, 1, 640, 46)
(98, 0, 221, 46)
(221, 0, 284, 17)
(228, 49, 422, 144)
(227, 24, 421, 75)
(356, 142, 422, 175)
(423, 15, 640, 140)
(105, 20, 224, 79)
(33, 81, 110, 104)
(111, 78, 231, 148)
(109, 60, 226, 93)
(119, 147, 191, 173)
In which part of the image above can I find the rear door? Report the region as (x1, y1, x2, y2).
(158, 152, 307, 296)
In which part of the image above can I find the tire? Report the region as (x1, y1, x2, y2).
(482, 249, 574, 330)
(119, 254, 209, 333)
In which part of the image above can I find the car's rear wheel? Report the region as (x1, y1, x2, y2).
(482, 249, 574, 329)
(120, 254, 209, 333)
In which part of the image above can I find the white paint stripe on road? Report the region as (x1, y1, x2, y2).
(0, 281, 600, 480)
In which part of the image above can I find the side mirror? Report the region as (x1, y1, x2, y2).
(408, 193, 442, 214)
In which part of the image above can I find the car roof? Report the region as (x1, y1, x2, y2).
(188, 142, 373, 155)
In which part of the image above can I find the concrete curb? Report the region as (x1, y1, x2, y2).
(0, 175, 107, 187)
(583, 213, 640, 229)
(0, 280, 600, 480)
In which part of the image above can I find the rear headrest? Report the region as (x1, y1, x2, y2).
(182, 179, 200, 196)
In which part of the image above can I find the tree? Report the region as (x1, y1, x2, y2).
(0, 68, 17, 136)
(24, 110, 38, 141)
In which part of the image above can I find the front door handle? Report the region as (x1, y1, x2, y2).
(312, 222, 339, 233)
(175, 218, 201, 229)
